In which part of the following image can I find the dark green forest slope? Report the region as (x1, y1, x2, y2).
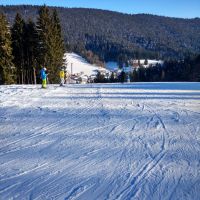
(1, 5, 200, 62)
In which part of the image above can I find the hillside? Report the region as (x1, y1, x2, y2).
(64, 53, 100, 76)
(1, 5, 200, 61)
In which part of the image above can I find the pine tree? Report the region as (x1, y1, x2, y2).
(24, 19, 38, 84)
(95, 71, 105, 83)
(110, 72, 115, 82)
(51, 9, 65, 82)
(36, 6, 53, 82)
(11, 13, 25, 84)
(132, 69, 138, 82)
(119, 70, 126, 83)
(144, 58, 148, 65)
(36, 6, 65, 83)
(0, 13, 16, 84)
(192, 55, 200, 81)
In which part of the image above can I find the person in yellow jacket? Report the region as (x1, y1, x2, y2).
(59, 66, 65, 86)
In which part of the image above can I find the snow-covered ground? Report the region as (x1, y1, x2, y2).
(64, 53, 108, 76)
(106, 59, 164, 72)
(0, 83, 200, 200)
(139, 59, 164, 66)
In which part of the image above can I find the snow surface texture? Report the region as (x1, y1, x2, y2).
(64, 53, 100, 76)
(0, 83, 200, 200)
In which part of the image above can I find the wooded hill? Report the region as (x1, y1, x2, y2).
(1, 5, 200, 62)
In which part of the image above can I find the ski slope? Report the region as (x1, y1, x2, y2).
(0, 83, 200, 200)
(64, 53, 104, 76)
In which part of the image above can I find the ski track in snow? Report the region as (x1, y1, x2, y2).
(0, 83, 200, 200)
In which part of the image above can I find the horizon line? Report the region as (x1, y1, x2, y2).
(1, 4, 200, 20)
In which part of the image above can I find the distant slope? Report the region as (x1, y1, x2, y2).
(64, 53, 101, 76)
(1, 5, 200, 60)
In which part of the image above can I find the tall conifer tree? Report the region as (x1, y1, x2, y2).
(51, 9, 65, 80)
(24, 19, 38, 84)
(0, 13, 16, 84)
(36, 5, 55, 82)
(36, 6, 65, 83)
(11, 13, 25, 84)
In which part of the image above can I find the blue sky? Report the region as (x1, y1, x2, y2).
(1, 0, 200, 18)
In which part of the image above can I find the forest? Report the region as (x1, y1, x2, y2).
(1, 5, 200, 62)
(0, 6, 65, 84)
(0, 5, 200, 84)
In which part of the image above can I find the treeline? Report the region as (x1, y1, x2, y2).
(0, 5, 65, 85)
(131, 56, 200, 82)
(1, 5, 200, 64)
(1, 5, 200, 84)
(95, 55, 200, 83)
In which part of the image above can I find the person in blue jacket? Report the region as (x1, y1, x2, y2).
(40, 67, 47, 88)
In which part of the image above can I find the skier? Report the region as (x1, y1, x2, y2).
(59, 66, 65, 86)
(40, 67, 47, 88)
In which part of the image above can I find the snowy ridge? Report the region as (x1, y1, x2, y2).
(0, 83, 200, 199)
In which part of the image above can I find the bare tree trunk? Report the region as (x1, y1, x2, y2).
(29, 70, 32, 84)
(24, 71, 25, 84)
(21, 69, 23, 84)
(18, 70, 20, 84)
(30, 69, 32, 84)
(33, 67, 36, 85)
(31, 69, 33, 84)
(24, 69, 26, 84)
(27, 69, 29, 84)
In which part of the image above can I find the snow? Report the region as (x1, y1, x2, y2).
(106, 62, 133, 73)
(139, 59, 164, 65)
(106, 62, 119, 71)
(0, 82, 200, 199)
(106, 60, 164, 72)
(64, 54, 163, 76)
(64, 53, 102, 76)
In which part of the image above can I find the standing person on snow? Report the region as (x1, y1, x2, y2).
(59, 66, 65, 86)
(40, 67, 47, 88)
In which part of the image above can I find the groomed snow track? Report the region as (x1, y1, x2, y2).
(0, 83, 200, 200)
